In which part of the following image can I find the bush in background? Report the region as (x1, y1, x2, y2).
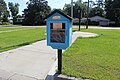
(0, 22, 12, 25)
(0, 22, 2, 25)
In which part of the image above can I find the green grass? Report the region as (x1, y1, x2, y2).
(63, 29, 120, 80)
(0, 27, 23, 31)
(0, 27, 45, 52)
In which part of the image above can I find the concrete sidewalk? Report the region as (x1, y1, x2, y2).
(0, 32, 98, 80)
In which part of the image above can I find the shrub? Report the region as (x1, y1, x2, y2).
(0, 22, 2, 25)
(1, 22, 11, 25)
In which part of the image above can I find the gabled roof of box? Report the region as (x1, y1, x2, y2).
(45, 9, 72, 21)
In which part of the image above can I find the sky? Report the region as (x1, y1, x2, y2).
(4, 0, 91, 15)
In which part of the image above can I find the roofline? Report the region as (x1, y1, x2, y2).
(44, 9, 73, 21)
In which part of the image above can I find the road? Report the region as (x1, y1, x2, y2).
(22, 25, 120, 30)
(1, 25, 120, 30)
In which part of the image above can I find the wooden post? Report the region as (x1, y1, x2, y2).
(78, 9, 81, 31)
(86, 0, 89, 29)
(58, 49, 62, 74)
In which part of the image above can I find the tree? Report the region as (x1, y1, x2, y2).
(2, 10, 10, 22)
(89, 6, 104, 17)
(74, 0, 87, 18)
(63, 4, 71, 16)
(0, 0, 8, 22)
(23, 0, 51, 25)
(96, 0, 104, 8)
(63, 0, 87, 18)
(8, 2, 19, 24)
(105, 0, 120, 25)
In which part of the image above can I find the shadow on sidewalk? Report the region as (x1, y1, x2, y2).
(45, 74, 72, 80)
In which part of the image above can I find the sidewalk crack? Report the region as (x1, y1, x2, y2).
(7, 73, 16, 80)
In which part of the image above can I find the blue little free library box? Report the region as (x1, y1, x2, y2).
(45, 10, 72, 50)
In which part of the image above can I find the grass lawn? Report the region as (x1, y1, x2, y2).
(0, 27, 22, 31)
(63, 29, 120, 80)
(0, 27, 45, 52)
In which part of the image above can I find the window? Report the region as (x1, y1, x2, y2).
(50, 23, 65, 43)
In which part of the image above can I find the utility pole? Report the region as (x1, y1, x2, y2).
(71, 0, 73, 18)
(86, 0, 89, 29)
